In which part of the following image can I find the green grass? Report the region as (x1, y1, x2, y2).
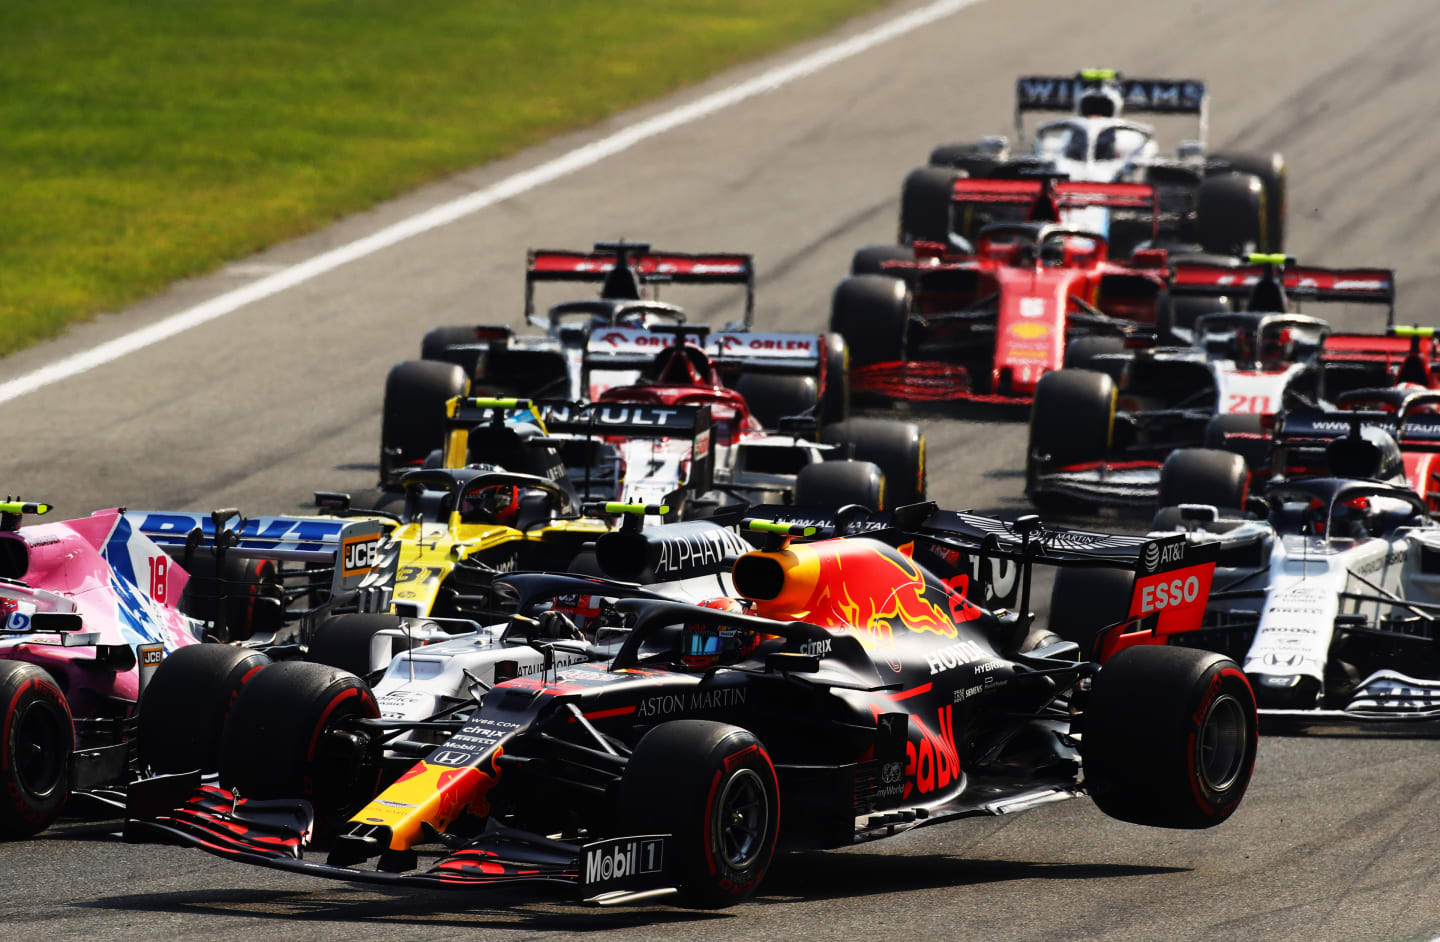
(0, 0, 892, 355)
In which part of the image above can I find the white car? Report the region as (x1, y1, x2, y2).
(905, 70, 1286, 257)
(1095, 435, 1440, 724)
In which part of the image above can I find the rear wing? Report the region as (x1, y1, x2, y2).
(123, 511, 396, 619)
(949, 179, 1158, 242)
(1170, 262, 1396, 321)
(584, 326, 822, 374)
(1014, 72, 1208, 144)
(445, 397, 716, 496)
(951, 178, 1157, 213)
(1279, 408, 1440, 454)
(525, 243, 755, 326)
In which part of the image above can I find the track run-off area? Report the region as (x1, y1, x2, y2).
(3, 1, 1440, 939)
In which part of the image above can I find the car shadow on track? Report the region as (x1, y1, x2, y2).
(756, 851, 1186, 903)
(71, 854, 1185, 928)
(71, 885, 725, 931)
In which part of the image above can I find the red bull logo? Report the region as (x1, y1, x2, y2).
(739, 539, 981, 645)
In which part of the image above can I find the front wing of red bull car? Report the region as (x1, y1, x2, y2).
(124, 502, 1254, 908)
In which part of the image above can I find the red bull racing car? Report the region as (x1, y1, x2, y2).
(124, 503, 1254, 908)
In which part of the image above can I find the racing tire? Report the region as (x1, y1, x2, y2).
(850, 244, 915, 276)
(1083, 645, 1256, 828)
(1156, 290, 1230, 344)
(219, 661, 381, 833)
(829, 274, 910, 368)
(138, 644, 271, 776)
(1203, 414, 1270, 472)
(1027, 369, 1115, 494)
(734, 373, 819, 430)
(618, 720, 779, 908)
(1211, 152, 1286, 251)
(0, 662, 71, 839)
(1158, 448, 1248, 512)
(307, 614, 407, 678)
(899, 166, 961, 244)
(178, 551, 281, 642)
(381, 359, 469, 483)
(794, 460, 885, 511)
(822, 418, 926, 507)
(1063, 336, 1127, 377)
(821, 332, 851, 425)
(1047, 566, 1134, 660)
(420, 325, 489, 378)
(1195, 173, 1265, 257)
(927, 143, 999, 177)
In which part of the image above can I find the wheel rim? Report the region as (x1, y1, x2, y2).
(14, 699, 66, 800)
(713, 768, 768, 871)
(1196, 693, 1247, 793)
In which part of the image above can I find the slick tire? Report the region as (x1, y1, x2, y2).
(619, 720, 779, 908)
(1027, 369, 1115, 494)
(0, 661, 71, 839)
(1157, 290, 1230, 344)
(1211, 151, 1287, 251)
(1158, 448, 1248, 512)
(220, 661, 380, 833)
(1047, 566, 1134, 660)
(928, 143, 999, 177)
(850, 244, 915, 276)
(1063, 336, 1126, 377)
(734, 374, 819, 430)
(307, 614, 407, 678)
(177, 551, 281, 642)
(420, 325, 490, 378)
(1195, 173, 1265, 256)
(1203, 414, 1270, 472)
(822, 418, 926, 507)
(830, 274, 910, 368)
(1083, 646, 1256, 828)
(821, 332, 851, 425)
(381, 359, 469, 483)
(138, 644, 271, 775)
(899, 166, 961, 244)
(794, 460, 885, 511)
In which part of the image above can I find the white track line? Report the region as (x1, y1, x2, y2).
(0, 0, 986, 406)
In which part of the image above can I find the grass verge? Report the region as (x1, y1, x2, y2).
(0, 0, 893, 355)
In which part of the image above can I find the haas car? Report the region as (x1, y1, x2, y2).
(125, 503, 1255, 908)
(1026, 256, 1396, 509)
(383, 241, 850, 474)
(834, 178, 1171, 404)
(907, 70, 1284, 258)
(0, 501, 395, 838)
(1126, 423, 1440, 725)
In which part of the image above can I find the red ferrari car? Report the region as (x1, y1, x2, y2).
(832, 178, 1169, 404)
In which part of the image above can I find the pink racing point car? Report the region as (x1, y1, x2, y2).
(0, 501, 395, 838)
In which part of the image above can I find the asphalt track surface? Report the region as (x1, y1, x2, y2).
(5, 0, 1440, 939)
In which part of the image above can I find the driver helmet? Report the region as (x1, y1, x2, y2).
(681, 598, 757, 670)
(460, 463, 519, 526)
(1259, 326, 1296, 365)
(1077, 86, 1122, 119)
